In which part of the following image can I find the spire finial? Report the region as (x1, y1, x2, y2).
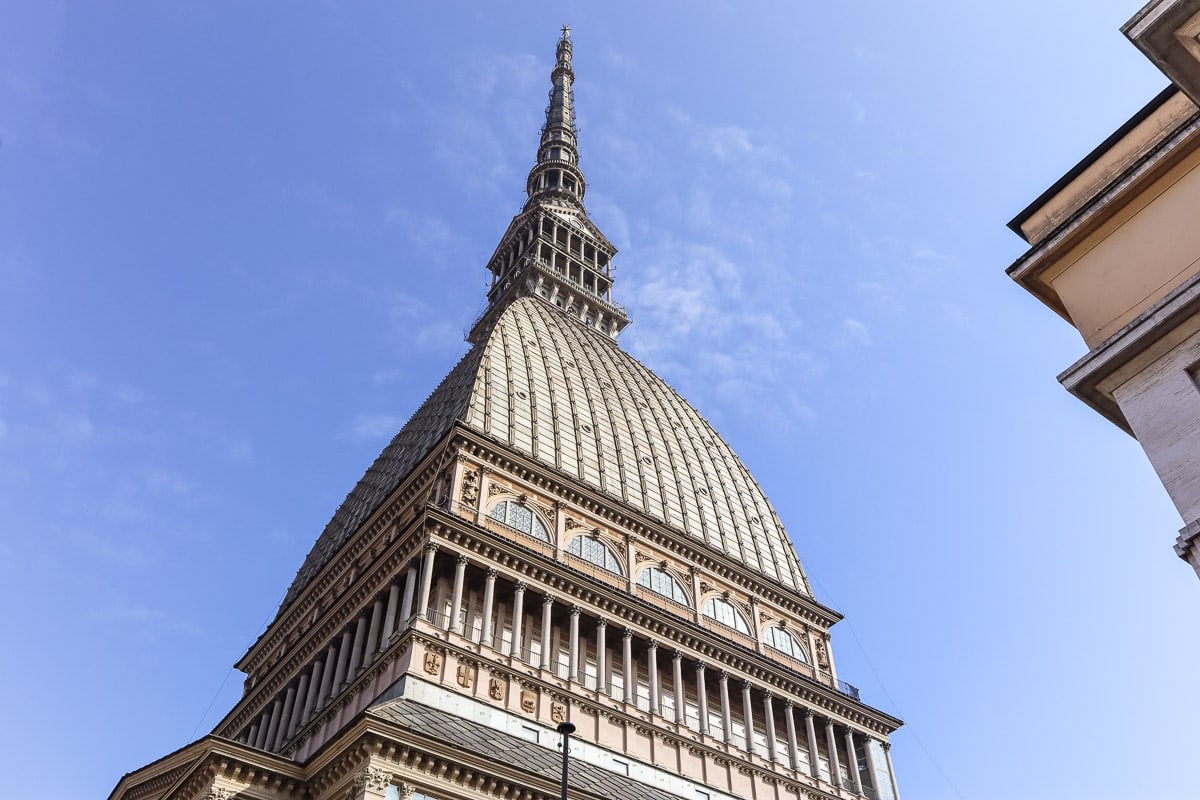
(561, 24, 570, 39)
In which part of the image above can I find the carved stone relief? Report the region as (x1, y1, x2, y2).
(488, 676, 505, 701)
(460, 469, 479, 505)
(814, 638, 830, 669)
(456, 663, 475, 688)
(520, 689, 537, 714)
(550, 702, 566, 723)
(423, 652, 442, 675)
(353, 766, 392, 795)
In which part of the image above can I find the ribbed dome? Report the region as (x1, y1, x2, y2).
(280, 297, 810, 610)
(468, 298, 810, 592)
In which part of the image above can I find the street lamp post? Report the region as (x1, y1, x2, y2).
(556, 721, 576, 800)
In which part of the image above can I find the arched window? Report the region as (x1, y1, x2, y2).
(637, 566, 689, 605)
(702, 597, 750, 635)
(487, 500, 550, 542)
(764, 626, 808, 662)
(565, 535, 623, 575)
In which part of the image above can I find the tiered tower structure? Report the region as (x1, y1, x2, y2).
(109, 29, 903, 800)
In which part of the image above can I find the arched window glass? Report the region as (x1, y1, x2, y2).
(487, 500, 550, 542)
(637, 566, 689, 605)
(702, 597, 750, 634)
(565, 535, 623, 574)
(764, 626, 808, 662)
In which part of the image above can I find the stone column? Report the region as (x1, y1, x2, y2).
(695, 662, 709, 734)
(568, 606, 581, 682)
(481, 568, 498, 647)
(845, 728, 863, 794)
(348, 764, 394, 800)
(253, 709, 271, 749)
(449, 555, 468, 633)
(332, 628, 353, 690)
(511, 582, 527, 658)
(476, 467, 490, 517)
(317, 644, 338, 708)
(622, 629, 634, 703)
(540, 595, 554, 669)
(741, 682, 756, 754)
(783, 700, 800, 771)
(671, 651, 685, 724)
(263, 698, 283, 751)
(824, 634, 839, 684)
(417, 542, 438, 620)
(647, 640, 660, 715)
(301, 658, 323, 725)
(718, 671, 732, 744)
(748, 597, 763, 653)
(381, 582, 400, 648)
(288, 673, 309, 737)
(364, 598, 384, 659)
(825, 719, 842, 789)
(274, 685, 297, 749)
(804, 709, 820, 779)
(595, 618, 608, 692)
(247, 721, 260, 747)
(347, 613, 369, 677)
(763, 691, 778, 762)
(884, 741, 901, 800)
(864, 737, 881, 798)
(624, 533, 635, 593)
(399, 565, 418, 629)
(805, 627, 820, 673)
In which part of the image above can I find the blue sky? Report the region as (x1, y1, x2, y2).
(2, 2, 1196, 799)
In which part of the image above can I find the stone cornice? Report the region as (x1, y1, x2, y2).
(452, 426, 840, 628)
(423, 505, 901, 734)
(108, 737, 304, 800)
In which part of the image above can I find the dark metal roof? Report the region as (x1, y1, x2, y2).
(368, 697, 684, 800)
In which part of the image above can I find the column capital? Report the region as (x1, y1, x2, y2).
(718, 669, 729, 682)
(486, 567, 499, 578)
(542, 593, 554, 606)
(741, 680, 753, 692)
(882, 741, 891, 752)
(596, 617, 607, 628)
(423, 541, 439, 553)
(647, 639, 659, 650)
(694, 660, 706, 672)
(456, 554, 469, 566)
(763, 689, 774, 699)
(569, 605, 581, 617)
(783, 698, 794, 709)
(672, 649, 684, 661)
(622, 627, 633, 640)
(802, 707, 813, 718)
(514, 580, 528, 592)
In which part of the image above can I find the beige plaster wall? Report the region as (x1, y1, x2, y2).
(1047, 142, 1200, 348)
(1019, 90, 1197, 246)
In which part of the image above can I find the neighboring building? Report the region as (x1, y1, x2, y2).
(1008, 0, 1200, 579)
(109, 29, 902, 800)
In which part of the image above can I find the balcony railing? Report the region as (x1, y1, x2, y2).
(837, 679, 861, 701)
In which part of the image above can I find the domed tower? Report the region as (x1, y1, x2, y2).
(109, 28, 902, 800)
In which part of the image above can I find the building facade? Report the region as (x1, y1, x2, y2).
(1008, 0, 1200, 579)
(109, 30, 902, 800)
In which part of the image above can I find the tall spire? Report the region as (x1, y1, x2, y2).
(524, 25, 586, 210)
(468, 27, 630, 345)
